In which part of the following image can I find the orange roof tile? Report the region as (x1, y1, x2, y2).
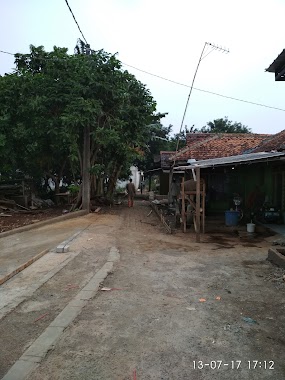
(172, 133, 271, 161)
(253, 129, 285, 152)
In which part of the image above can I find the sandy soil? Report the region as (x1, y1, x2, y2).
(1, 201, 285, 379)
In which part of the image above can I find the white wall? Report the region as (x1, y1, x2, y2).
(117, 166, 143, 190)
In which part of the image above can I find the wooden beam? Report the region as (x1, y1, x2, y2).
(202, 180, 205, 233)
(181, 176, 186, 232)
(196, 168, 201, 242)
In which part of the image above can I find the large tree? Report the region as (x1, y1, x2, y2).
(200, 117, 251, 133)
(0, 44, 159, 203)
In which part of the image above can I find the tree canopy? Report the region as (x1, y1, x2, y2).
(0, 44, 162, 201)
(199, 117, 251, 134)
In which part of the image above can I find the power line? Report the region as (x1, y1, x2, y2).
(121, 62, 285, 113)
(64, 0, 88, 45)
(0, 48, 284, 113)
(0, 50, 14, 56)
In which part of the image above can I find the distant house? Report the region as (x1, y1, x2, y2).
(117, 166, 142, 191)
(266, 49, 285, 81)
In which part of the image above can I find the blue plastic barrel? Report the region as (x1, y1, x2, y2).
(225, 210, 239, 226)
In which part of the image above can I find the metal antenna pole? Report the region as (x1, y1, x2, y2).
(173, 42, 229, 165)
(174, 42, 207, 155)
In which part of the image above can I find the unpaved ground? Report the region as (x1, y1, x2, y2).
(0, 208, 66, 233)
(1, 201, 285, 379)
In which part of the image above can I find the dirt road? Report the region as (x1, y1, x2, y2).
(1, 201, 285, 379)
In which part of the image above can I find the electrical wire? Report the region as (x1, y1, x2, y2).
(0, 49, 284, 113)
(64, 0, 88, 45)
(121, 62, 285, 113)
(0, 50, 14, 56)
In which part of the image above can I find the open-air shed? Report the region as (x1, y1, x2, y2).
(174, 151, 285, 242)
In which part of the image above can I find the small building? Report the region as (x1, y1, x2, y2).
(266, 49, 285, 81)
(117, 166, 142, 191)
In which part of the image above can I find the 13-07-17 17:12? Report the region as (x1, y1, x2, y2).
(192, 360, 274, 370)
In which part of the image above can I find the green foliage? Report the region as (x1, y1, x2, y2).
(68, 184, 80, 195)
(0, 43, 160, 198)
(200, 117, 251, 133)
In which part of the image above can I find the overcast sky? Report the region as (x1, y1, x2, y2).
(1, 0, 284, 135)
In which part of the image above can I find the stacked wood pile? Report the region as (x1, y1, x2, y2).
(0, 180, 38, 217)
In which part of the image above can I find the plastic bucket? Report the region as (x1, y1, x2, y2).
(247, 223, 256, 233)
(225, 210, 239, 226)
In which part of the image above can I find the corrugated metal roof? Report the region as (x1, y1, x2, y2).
(174, 151, 285, 170)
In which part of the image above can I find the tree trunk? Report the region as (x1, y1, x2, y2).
(71, 183, 82, 211)
(96, 176, 103, 196)
(106, 163, 122, 200)
(90, 174, 97, 198)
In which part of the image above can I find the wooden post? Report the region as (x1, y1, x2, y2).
(202, 180, 205, 233)
(168, 167, 173, 205)
(196, 167, 201, 242)
(181, 176, 186, 232)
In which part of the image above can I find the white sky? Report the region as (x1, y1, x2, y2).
(1, 0, 284, 135)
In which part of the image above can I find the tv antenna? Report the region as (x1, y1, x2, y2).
(174, 42, 229, 159)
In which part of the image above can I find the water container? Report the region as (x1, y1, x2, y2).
(225, 210, 239, 226)
(247, 223, 256, 233)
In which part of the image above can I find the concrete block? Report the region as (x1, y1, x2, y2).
(81, 276, 102, 292)
(76, 290, 96, 300)
(23, 326, 64, 358)
(268, 248, 285, 268)
(107, 246, 120, 262)
(68, 298, 87, 308)
(56, 245, 64, 253)
(2, 359, 37, 380)
(49, 306, 81, 328)
(95, 262, 113, 278)
(21, 355, 42, 363)
(56, 244, 70, 253)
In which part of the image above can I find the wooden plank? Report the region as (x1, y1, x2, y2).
(196, 168, 201, 243)
(0, 248, 49, 286)
(202, 180, 205, 234)
(0, 199, 16, 208)
(181, 177, 186, 232)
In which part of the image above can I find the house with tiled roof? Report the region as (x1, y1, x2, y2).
(253, 129, 285, 153)
(170, 131, 285, 219)
(170, 133, 271, 162)
(149, 130, 285, 220)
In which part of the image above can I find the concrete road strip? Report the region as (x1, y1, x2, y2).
(2, 247, 120, 380)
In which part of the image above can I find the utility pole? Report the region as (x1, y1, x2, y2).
(77, 39, 92, 211)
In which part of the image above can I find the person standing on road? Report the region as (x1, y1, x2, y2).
(126, 178, 136, 207)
